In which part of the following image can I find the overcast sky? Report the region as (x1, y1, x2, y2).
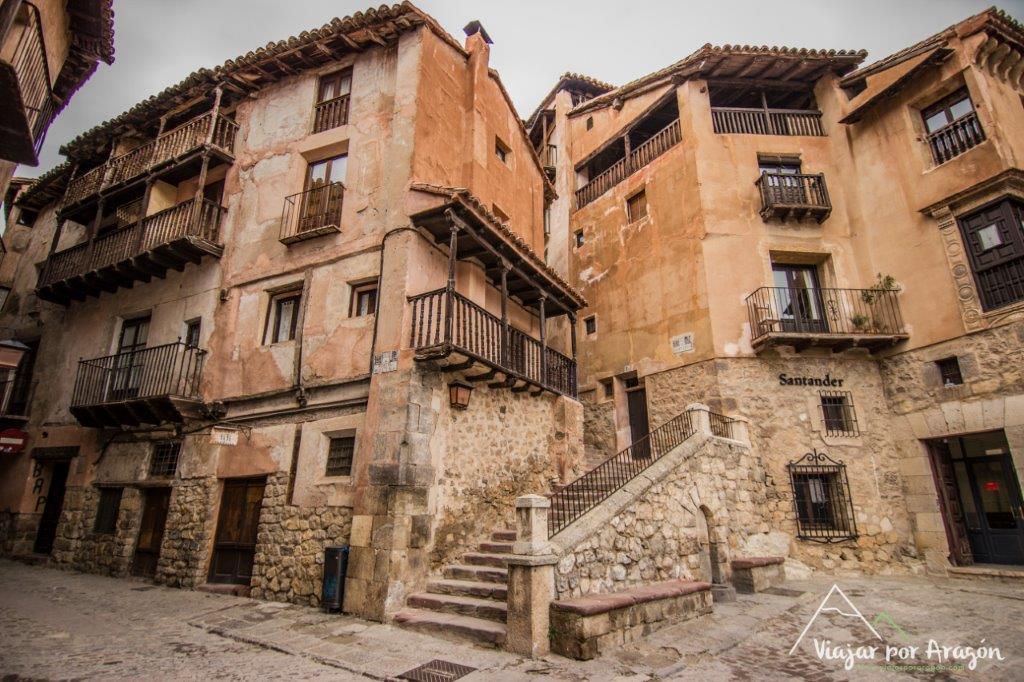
(20, 0, 1024, 177)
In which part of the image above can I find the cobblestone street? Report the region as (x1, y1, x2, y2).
(2, 560, 1022, 680)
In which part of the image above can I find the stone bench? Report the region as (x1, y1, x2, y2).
(549, 580, 712, 660)
(730, 556, 784, 593)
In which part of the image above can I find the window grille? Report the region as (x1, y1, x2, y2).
(326, 436, 355, 477)
(150, 440, 181, 477)
(937, 357, 963, 386)
(788, 450, 857, 542)
(819, 390, 858, 437)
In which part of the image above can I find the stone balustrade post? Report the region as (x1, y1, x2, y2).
(728, 415, 751, 445)
(505, 494, 558, 657)
(686, 402, 712, 436)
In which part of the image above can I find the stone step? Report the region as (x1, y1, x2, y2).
(407, 592, 508, 622)
(443, 564, 508, 584)
(490, 530, 517, 542)
(463, 552, 516, 568)
(393, 608, 506, 647)
(426, 578, 508, 601)
(478, 541, 514, 553)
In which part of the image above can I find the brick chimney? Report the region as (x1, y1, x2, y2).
(463, 20, 492, 67)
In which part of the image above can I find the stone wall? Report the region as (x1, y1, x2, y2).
(156, 477, 219, 589)
(432, 386, 583, 569)
(554, 436, 770, 599)
(580, 389, 616, 465)
(51, 486, 142, 577)
(250, 472, 353, 606)
(0, 511, 37, 556)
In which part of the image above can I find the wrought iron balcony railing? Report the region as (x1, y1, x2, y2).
(63, 112, 238, 207)
(312, 93, 350, 133)
(575, 119, 681, 209)
(711, 107, 825, 136)
(70, 341, 206, 428)
(409, 287, 577, 397)
(280, 182, 344, 244)
(926, 111, 984, 166)
(746, 286, 907, 352)
(756, 172, 831, 222)
(37, 198, 226, 304)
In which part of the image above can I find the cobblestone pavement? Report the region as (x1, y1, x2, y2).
(1, 559, 1021, 680)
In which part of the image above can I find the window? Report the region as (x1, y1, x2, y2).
(16, 208, 38, 227)
(956, 198, 1024, 310)
(584, 315, 597, 335)
(94, 487, 123, 534)
(350, 283, 378, 317)
(626, 190, 648, 222)
(111, 316, 150, 400)
(313, 69, 352, 132)
(150, 440, 181, 477)
(586, 117, 593, 130)
(184, 319, 201, 348)
(574, 230, 584, 248)
(495, 137, 510, 164)
(788, 451, 857, 542)
(600, 379, 614, 399)
(267, 291, 301, 344)
(325, 435, 355, 477)
(819, 390, 858, 437)
(937, 357, 963, 387)
(922, 88, 984, 165)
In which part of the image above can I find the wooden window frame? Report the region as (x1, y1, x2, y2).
(265, 290, 302, 345)
(626, 190, 648, 223)
(93, 487, 124, 535)
(584, 315, 597, 335)
(350, 282, 378, 318)
(325, 434, 356, 477)
(316, 69, 352, 104)
(184, 318, 201, 348)
(494, 136, 511, 165)
(921, 88, 975, 134)
(956, 197, 1024, 311)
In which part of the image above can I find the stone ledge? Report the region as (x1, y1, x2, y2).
(551, 579, 712, 616)
(731, 556, 784, 570)
(731, 557, 785, 594)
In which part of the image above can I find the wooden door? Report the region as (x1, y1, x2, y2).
(208, 478, 266, 585)
(927, 439, 973, 566)
(110, 316, 150, 400)
(627, 386, 650, 459)
(132, 487, 171, 577)
(33, 461, 69, 555)
(772, 264, 828, 333)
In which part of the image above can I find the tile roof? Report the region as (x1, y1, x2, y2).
(525, 72, 615, 130)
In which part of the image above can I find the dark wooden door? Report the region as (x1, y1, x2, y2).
(963, 454, 1024, 565)
(132, 487, 171, 577)
(627, 386, 650, 458)
(208, 478, 266, 585)
(927, 440, 973, 566)
(957, 199, 1024, 310)
(110, 316, 150, 400)
(33, 461, 69, 555)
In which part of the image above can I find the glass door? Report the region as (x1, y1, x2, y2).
(771, 264, 828, 333)
(300, 155, 347, 233)
(110, 316, 150, 400)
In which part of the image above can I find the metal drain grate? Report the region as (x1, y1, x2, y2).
(398, 659, 477, 682)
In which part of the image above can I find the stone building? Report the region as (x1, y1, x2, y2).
(1, 0, 1023, 655)
(530, 6, 1024, 578)
(0, 0, 115, 198)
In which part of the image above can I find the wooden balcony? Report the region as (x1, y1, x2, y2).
(36, 197, 226, 305)
(70, 342, 206, 428)
(711, 107, 824, 136)
(576, 119, 680, 209)
(756, 173, 831, 223)
(312, 94, 350, 134)
(0, 1, 55, 164)
(927, 111, 985, 165)
(747, 287, 908, 353)
(542, 144, 558, 181)
(62, 112, 238, 208)
(410, 288, 577, 398)
(279, 182, 344, 245)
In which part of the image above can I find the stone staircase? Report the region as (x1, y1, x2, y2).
(393, 529, 516, 647)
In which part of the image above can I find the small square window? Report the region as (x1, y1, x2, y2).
(350, 283, 378, 317)
(937, 357, 963, 387)
(326, 435, 355, 477)
(266, 290, 302, 344)
(495, 137, 510, 164)
(94, 487, 123, 535)
(184, 319, 201, 348)
(819, 391, 858, 437)
(627, 190, 648, 222)
(584, 316, 597, 335)
(600, 379, 614, 399)
(976, 224, 1003, 251)
(574, 230, 584, 248)
(150, 440, 181, 478)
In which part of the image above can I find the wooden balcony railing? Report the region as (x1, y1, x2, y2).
(711, 107, 825, 136)
(280, 182, 344, 244)
(70, 342, 206, 427)
(409, 287, 577, 397)
(576, 119, 681, 208)
(756, 172, 831, 222)
(746, 286, 907, 352)
(4, 1, 55, 161)
(39, 197, 225, 289)
(63, 112, 239, 206)
(543, 144, 558, 168)
(926, 111, 985, 165)
(312, 94, 350, 133)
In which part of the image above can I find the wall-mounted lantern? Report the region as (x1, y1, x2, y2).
(448, 379, 473, 410)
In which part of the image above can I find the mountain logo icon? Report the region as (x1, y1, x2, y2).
(789, 584, 883, 655)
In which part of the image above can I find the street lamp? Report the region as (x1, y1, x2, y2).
(448, 379, 473, 410)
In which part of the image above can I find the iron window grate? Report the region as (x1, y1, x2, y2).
(818, 390, 858, 437)
(325, 436, 355, 477)
(149, 440, 181, 478)
(788, 450, 857, 542)
(937, 357, 963, 386)
(399, 660, 477, 682)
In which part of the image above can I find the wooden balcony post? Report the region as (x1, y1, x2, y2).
(133, 178, 156, 252)
(444, 218, 459, 347)
(40, 217, 66, 285)
(760, 91, 776, 136)
(83, 198, 105, 272)
(205, 85, 224, 146)
(568, 312, 577, 359)
(538, 294, 547, 388)
(500, 261, 510, 368)
(623, 132, 632, 173)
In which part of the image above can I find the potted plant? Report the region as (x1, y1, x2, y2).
(851, 313, 871, 332)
